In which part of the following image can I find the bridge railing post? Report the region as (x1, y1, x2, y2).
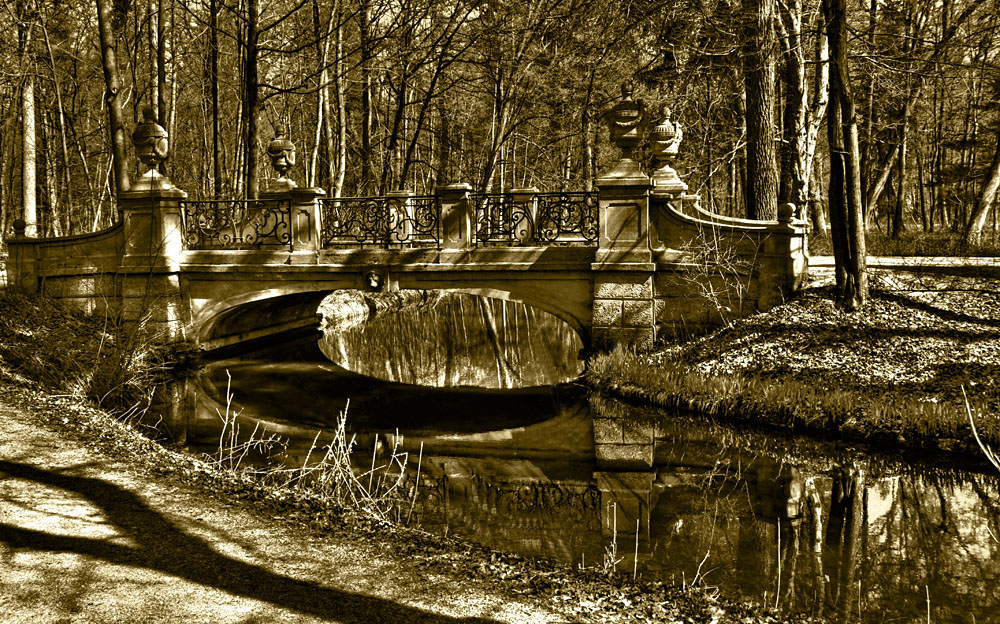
(274, 187, 325, 253)
(510, 187, 539, 243)
(438, 183, 473, 250)
(387, 189, 414, 244)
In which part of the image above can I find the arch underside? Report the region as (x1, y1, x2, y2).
(186, 268, 594, 348)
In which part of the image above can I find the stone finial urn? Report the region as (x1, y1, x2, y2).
(266, 126, 297, 191)
(649, 105, 687, 193)
(130, 106, 173, 191)
(602, 82, 647, 179)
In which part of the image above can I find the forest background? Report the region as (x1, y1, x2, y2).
(3, 0, 1000, 309)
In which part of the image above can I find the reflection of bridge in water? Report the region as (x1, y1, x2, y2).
(6, 102, 807, 357)
(184, 351, 1000, 624)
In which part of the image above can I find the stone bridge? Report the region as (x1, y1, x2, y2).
(5, 107, 808, 353)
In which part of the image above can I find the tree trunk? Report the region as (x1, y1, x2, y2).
(21, 73, 37, 237)
(964, 132, 1000, 244)
(824, 0, 867, 310)
(742, 0, 780, 220)
(95, 0, 130, 197)
(777, 0, 828, 216)
(156, 0, 168, 175)
(333, 0, 346, 197)
(242, 0, 260, 199)
(359, 0, 374, 193)
(890, 104, 909, 239)
(209, 0, 221, 198)
(864, 144, 898, 228)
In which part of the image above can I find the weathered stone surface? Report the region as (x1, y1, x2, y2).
(622, 300, 653, 326)
(593, 418, 623, 444)
(595, 443, 653, 470)
(621, 420, 655, 444)
(593, 274, 653, 299)
(593, 299, 623, 327)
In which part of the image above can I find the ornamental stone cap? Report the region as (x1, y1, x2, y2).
(130, 106, 174, 191)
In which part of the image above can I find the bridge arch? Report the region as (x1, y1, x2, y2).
(191, 274, 593, 352)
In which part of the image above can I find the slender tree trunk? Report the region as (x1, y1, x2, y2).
(777, 0, 827, 216)
(891, 103, 909, 239)
(243, 0, 260, 199)
(583, 108, 594, 192)
(864, 144, 898, 228)
(95, 0, 130, 197)
(742, 0, 779, 220)
(359, 0, 374, 193)
(333, 0, 346, 197)
(964, 132, 1000, 244)
(917, 149, 928, 232)
(156, 0, 168, 175)
(209, 0, 221, 198)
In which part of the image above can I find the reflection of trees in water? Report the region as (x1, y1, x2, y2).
(608, 447, 1000, 622)
(322, 293, 582, 388)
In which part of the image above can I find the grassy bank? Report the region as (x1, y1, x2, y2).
(587, 281, 1000, 461)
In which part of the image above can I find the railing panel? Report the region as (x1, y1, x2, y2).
(534, 192, 599, 243)
(319, 196, 439, 248)
(473, 192, 598, 245)
(181, 199, 291, 249)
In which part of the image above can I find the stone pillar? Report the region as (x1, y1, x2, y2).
(591, 176, 656, 349)
(259, 186, 325, 253)
(5, 220, 39, 292)
(590, 84, 658, 350)
(438, 183, 473, 250)
(120, 106, 188, 341)
(118, 186, 188, 341)
(758, 203, 808, 310)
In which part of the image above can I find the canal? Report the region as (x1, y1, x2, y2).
(180, 292, 1000, 624)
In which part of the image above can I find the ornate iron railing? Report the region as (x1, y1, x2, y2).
(319, 195, 439, 248)
(181, 199, 292, 249)
(472, 191, 598, 245)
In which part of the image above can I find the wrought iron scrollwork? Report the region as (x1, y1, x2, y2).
(319, 195, 439, 248)
(473, 191, 598, 244)
(534, 192, 598, 243)
(181, 199, 291, 249)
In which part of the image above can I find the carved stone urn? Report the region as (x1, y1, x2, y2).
(266, 126, 297, 191)
(130, 106, 174, 191)
(602, 82, 647, 180)
(649, 105, 687, 193)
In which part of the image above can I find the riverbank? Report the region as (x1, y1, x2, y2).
(587, 264, 1000, 465)
(0, 291, 816, 623)
(0, 378, 806, 623)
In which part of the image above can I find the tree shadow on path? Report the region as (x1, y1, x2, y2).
(0, 460, 505, 624)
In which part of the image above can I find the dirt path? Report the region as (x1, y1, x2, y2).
(0, 398, 565, 624)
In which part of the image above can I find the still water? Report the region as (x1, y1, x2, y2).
(185, 293, 1000, 623)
